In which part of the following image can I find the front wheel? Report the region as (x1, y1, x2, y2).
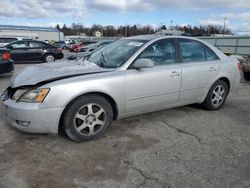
(62, 95, 113, 142)
(202, 80, 229, 110)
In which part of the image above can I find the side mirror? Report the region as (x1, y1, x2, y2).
(6, 45, 13, 50)
(133, 58, 154, 69)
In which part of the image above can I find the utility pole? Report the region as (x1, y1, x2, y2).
(170, 20, 173, 29)
(223, 17, 227, 36)
(125, 25, 128, 37)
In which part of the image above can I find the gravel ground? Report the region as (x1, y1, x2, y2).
(0, 57, 249, 188)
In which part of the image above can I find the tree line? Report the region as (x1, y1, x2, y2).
(56, 23, 232, 37)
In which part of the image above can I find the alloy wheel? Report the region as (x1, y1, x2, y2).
(46, 55, 55, 63)
(73, 103, 106, 136)
(211, 85, 225, 107)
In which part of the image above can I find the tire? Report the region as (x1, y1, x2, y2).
(44, 54, 55, 63)
(202, 80, 229, 110)
(243, 71, 250, 81)
(62, 95, 113, 142)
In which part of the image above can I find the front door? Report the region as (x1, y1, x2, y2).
(125, 39, 181, 113)
(8, 41, 30, 62)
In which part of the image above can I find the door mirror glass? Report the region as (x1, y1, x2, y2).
(133, 58, 154, 69)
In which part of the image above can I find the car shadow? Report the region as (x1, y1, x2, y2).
(0, 73, 13, 79)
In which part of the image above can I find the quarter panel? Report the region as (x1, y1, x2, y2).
(179, 61, 221, 103)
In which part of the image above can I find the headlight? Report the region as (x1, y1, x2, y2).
(12, 88, 50, 103)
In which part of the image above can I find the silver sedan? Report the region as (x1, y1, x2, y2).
(1, 36, 241, 142)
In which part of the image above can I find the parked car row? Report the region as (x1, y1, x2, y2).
(0, 38, 115, 74)
(67, 40, 115, 60)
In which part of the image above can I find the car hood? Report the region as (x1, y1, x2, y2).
(10, 60, 114, 88)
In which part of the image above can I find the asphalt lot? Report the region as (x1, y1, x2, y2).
(0, 54, 250, 188)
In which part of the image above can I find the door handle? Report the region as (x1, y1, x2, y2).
(170, 71, 180, 77)
(209, 67, 216, 72)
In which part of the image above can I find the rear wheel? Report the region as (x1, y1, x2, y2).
(62, 95, 113, 142)
(202, 80, 229, 110)
(243, 71, 250, 81)
(44, 54, 55, 63)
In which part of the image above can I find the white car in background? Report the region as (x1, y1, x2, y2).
(0, 37, 21, 47)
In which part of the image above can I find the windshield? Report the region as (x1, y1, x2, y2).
(87, 39, 147, 68)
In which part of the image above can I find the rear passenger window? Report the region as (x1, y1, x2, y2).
(180, 39, 206, 63)
(29, 42, 44, 48)
(205, 47, 219, 61)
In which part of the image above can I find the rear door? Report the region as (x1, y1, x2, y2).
(28, 41, 45, 61)
(178, 38, 221, 103)
(125, 39, 181, 113)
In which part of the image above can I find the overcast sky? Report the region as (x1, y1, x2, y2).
(0, 0, 249, 33)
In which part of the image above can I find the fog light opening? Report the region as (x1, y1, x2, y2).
(16, 120, 31, 127)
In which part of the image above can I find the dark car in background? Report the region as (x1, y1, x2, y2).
(4, 40, 64, 63)
(79, 40, 114, 53)
(0, 49, 14, 74)
(0, 37, 20, 47)
(67, 51, 91, 61)
(70, 41, 97, 52)
(52, 40, 73, 50)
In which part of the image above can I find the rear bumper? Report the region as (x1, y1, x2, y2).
(0, 61, 14, 74)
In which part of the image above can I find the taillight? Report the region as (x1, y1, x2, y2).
(2, 52, 10, 60)
(237, 63, 242, 71)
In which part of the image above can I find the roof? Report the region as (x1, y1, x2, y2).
(124, 35, 159, 40)
(0, 25, 59, 32)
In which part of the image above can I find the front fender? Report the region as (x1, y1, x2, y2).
(39, 74, 126, 117)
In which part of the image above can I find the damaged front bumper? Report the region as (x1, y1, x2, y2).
(1, 88, 63, 134)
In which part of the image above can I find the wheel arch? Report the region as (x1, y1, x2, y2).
(58, 91, 119, 133)
(217, 77, 231, 92)
(202, 76, 231, 103)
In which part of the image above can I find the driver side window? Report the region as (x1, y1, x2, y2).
(138, 39, 176, 66)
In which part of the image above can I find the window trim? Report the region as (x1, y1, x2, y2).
(28, 41, 46, 48)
